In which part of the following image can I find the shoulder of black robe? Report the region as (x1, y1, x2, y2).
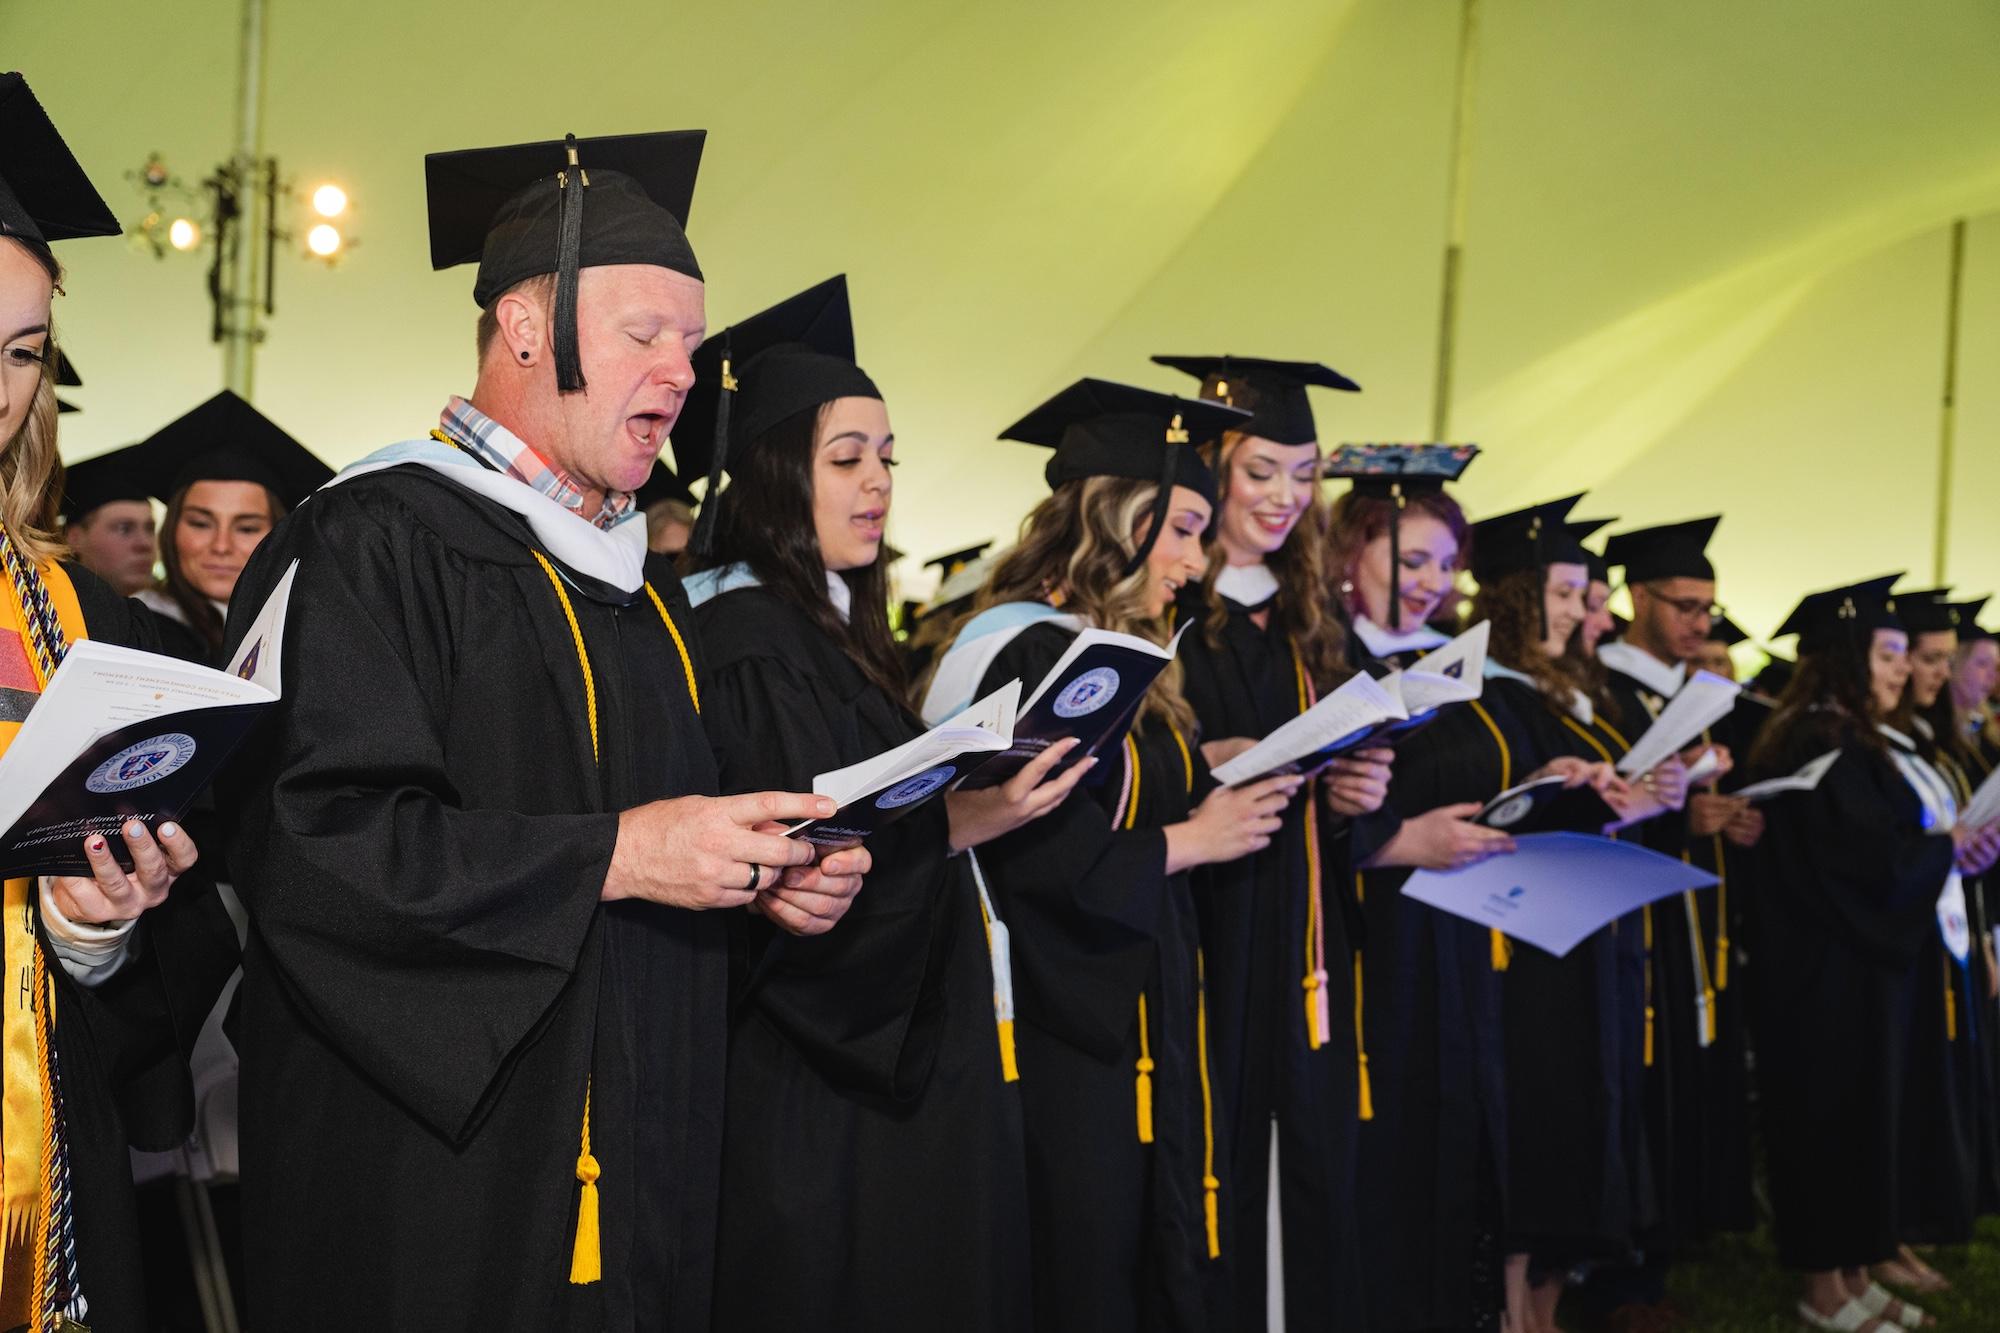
(218, 467, 643, 1143)
(970, 619, 1171, 1059)
(1754, 715, 1955, 968)
(695, 584, 947, 1099)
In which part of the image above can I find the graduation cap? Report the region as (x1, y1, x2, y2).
(1892, 587, 1957, 637)
(58, 443, 151, 523)
(1469, 494, 1611, 639)
(426, 130, 705, 394)
(671, 275, 880, 557)
(1952, 597, 1993, 644)
(1771, 573, 1902, 656)
(1150, 354, 1359, 446)
(633, 459, 696, 511)
(0, 73, 121, 247)
(1324, 443, 1480, 629)
(1601, 515, 1720, 584)
(134, 390, 333, 512)
(1707, 614, 1750, 647)
(1002, 377, 1245, 578)
(924, 542, 991, 581)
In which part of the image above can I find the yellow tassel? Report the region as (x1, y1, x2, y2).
(1644, 1006, 1655, 1068)
(1715, 934, 1730, 993)
(1135, 1059, 1155, 1143)
(569, 1081, 601, 1285)
(1195, 949, 1222, 1260)
(1490, 928, 1511, 972)
(1946, 969, 1958, 1042)
(1353, 952, 1375, 1121)
(1302, 970, 1326, 1050)
(1203, 1174, 1222, 1259)
(998, 1018, 1020, 1083)
(1704, 986, 1718, 1045)
(1357, 1050, 1375, 1121)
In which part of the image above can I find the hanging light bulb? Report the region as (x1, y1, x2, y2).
(168, 217, 202, 251)
(306, 223, 343, 257)
(311, 183, 348, 218)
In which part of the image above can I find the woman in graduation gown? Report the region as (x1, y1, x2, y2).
(1152, 354, 1392, 1331)
(921, 377, 1298, 1333)
(679, 277, 1079, 1333)
(1951, 618, 2000, 1218)
(0, 75, 237, 1331)
(1464, 498, 1690, 1333)
(1744, 577, 2000, 1331)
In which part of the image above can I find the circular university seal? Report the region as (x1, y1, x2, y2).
(875, 765, 958, 810)
(1053, 667, 1121, 720)
(85, 733, 198, 795)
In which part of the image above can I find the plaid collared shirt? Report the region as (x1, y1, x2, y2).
(436, 396, 635, 531)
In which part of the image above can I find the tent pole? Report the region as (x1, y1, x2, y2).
(1430, 0, 1481, 441)
(1932, 218, 1967, 585)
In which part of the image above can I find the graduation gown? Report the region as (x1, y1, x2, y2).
(694, 584, 1030, 1333)
(970, 621, 1225, 1333)
(1961, 730, 2000, 1216)
(219, 468, 728, 1331)
(0, 562, 239, 1333)
(1174, 587, 1362, 1330)
(1348, 683, 1519, 1332)
(1486, 674, 1646, 1268)
(1745, 716, 1954, 1271)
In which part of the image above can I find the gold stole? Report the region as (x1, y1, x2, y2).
(1, 557, 88, 1329)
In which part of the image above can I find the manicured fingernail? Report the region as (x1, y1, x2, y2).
(160, 823, 178, 839)
(126, 819, 145, 836)
(88, 838, 105, 852)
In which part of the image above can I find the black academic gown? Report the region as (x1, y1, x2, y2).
(1174, 586, 1362, 1330)
(1485, 675, 1646, 1270)
(971, 621, 1225, 1333)
(1963, 731, 2000, 1217)
(1348, 675, 1518, 1333)
(219, 469, 728, 1331)
(1746, 715, 1954, 1272)
(3, 565, 239, 1333)
(695, 585, 1030, 1333)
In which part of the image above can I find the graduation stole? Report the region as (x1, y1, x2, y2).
(0, 529, 89, 1332)
(526, 551, 698, 1288)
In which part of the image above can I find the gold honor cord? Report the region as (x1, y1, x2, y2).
(1465, 701, 1514, 972)
(1119, 736, 1154, 1144)
(529, 551, 700, 1288)
(1291, 648, 1332, 1052)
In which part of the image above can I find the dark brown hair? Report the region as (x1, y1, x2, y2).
(161, 481, 284, 656)
(1471, 568, 1615, 718)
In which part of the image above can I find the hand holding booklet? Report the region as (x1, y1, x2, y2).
(1956, 757, 2000, 831)
(1475, 774, 1620, 836)
(0, 560, 297, 878)
(1212, 621, 1489, 786)
(785, 681, 1021, 848)
(1731, 749, 1841, 804)
(1615, 670, 1741, 776)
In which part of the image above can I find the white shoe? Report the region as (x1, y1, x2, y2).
(1796, 1298, 1889, 1332)
(1858, 1282, 1927, 1329)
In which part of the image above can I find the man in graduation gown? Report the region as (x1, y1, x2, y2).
(220, 131, 867, 1332)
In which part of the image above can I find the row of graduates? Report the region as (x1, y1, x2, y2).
(16, 95, 2000, 1333)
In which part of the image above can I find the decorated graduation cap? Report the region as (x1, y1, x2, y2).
(1772, 573, 1902, 657)
(1324, 442, 1480, 629)
(1601, 515, 1721, 584)
(1001, 377, 1245, 578)
(135, 390, 332, 512)
(1150, 354, 1359, 446)
(672, 275, 880, 556)
(426, 129, 705, 394)
(924, 542, 991, 581)
(633, 459, 696, 511)
(0, 73, 121, 247)
(54, 347, 80, 414)
(1707, 613, 1750, 647)
(59, 443, 150, 522)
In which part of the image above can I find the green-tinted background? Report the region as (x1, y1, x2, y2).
(13, 0, 2000, 636)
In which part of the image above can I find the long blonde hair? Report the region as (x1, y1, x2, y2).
(946, 475, 1196, 736)
(0, 237, 66, 564)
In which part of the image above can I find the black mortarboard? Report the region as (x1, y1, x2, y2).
(1002, 378, 1245, 578)
(1951, 596, 1993, 644)
(1150, 354, 1359, 447)
(1772, 574, 1903, 656)
(633, 459, 696, 511)
(1601, 515, 1721, 583)
(924, 542, 991, 579)
(1892, 587, 1956, 636)
(58, 443, 150, 522)
(1324, 443, 1480, 629)
(672, 275, 881, 556)
(1707, 614, 1749, 647)
(426, 130, 705, 393)
(0, 74, 120, 247)
(134, 390, 333, 512)
(1469, 494, 1610, 638)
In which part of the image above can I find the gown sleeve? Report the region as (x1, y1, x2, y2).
(218, 490, 616, 1145)
(704, 647, 944, 1100)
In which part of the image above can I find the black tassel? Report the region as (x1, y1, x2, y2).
(689, 342, 736, 559)
(1531, 513, 1548, 642)
(1121, 418, 1186, 580)
(1386, 482, 1405, 630)
(553, 134, 588, 393)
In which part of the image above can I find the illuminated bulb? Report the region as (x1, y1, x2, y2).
(168, 217, 201, 251)
(306, 223, 343, 257)
(311, 183, 348, 218)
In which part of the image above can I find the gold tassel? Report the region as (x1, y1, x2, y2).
(1643, 906, 1656, 1068)
(1196, 950, 1222, 1260)
(1712, 834, 1728, 992)
(1204, 1175, 1222, 1260)
(1353, 953, 1375, 1121)
(1357, 1050, 1375, 1122)
(1704, 986, 1718, 1045)
(569, 1081, 601, 1285)
(1946, 965, 1958, 1042)
(1714, 934, 1730, 993)
(1644, 1006, 1655, 1068)
(1303, 970, 1326, 1050)
(998, 1018, 1020, 1083)
(1135, 992, 1155, 1143)
(1490, 928, 1511, 972)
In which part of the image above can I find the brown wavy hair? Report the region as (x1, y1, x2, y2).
(1193, 431, 1349, 695)
(1325, 488, 1472, 627)
(1749, 639, 1890, 771)
(1, 237, 66, 565)
(1472, 568, 1615, 717)
(939, 475, 1196, 736)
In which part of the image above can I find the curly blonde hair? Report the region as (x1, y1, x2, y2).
(943, 475, 1196, 736)
(0, 237, 67, 565)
